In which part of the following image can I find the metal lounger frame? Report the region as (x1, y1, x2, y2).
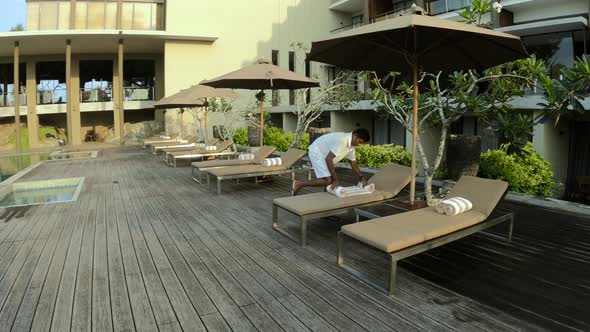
(152, 143, 198, 154)
(272, 198, 408, 247)
(337, 211, 515, 296)
(207, 168, 296, 195)
(191, 164, 240, 184)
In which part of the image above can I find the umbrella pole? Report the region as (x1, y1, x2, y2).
(259, 90, 264, 147)
(410, 64, 419, 205)
(204, 98, 209, 140)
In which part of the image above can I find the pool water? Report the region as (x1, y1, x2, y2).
(0, 178, 84, 208)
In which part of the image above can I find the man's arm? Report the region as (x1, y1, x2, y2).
(350, 160, 366, 186)
(325, 152, 339, 190)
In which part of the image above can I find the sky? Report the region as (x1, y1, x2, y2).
(0, 0, 26, 32)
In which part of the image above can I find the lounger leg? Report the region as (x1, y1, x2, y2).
(301, 216, 307, 247)
(337, 232, 344, 266)
(388, 256, 398, 296)
(272, 205, 278, 229)
(217, 178, 221, 195)
(291, 170, 295, 181)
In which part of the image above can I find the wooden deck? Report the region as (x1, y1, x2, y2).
(0, 146, 588, 331)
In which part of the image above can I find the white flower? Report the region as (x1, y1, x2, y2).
(492, 2, 503, 13)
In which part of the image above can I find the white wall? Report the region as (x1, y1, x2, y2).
(163, 0, 351, 136)
(533, 113, 570, 183)
(330, 110, 373, 135)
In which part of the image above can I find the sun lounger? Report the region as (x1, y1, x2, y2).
(150, 136, 200, 154)
(190, 145, 277, 183)
(337, 176, 513, 296)
(162, 138, 220, 162)
(143, 133, 179, 148)
(272, 164, 412, 246)
(206, 148, 307, 195)
(166, 139, 234, 167)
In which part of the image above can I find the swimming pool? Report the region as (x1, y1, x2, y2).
(0, 151, 98, 183)
(0, 177, 85, 208)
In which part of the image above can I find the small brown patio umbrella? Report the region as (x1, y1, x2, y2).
(154, 83, 236, 139)
(201, 58, 319, 146)
(309, 5, 527, 204)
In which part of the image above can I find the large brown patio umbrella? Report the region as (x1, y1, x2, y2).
(154, 83, 236, 139)
(201, 58, 319, 146)
(309, 5, 527, 204)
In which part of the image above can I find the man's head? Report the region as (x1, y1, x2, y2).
(351, 128, 370, 146)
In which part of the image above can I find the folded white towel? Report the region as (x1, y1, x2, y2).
(193, 143, 205, 148)
(238, 153, 256, 161)
(263, 157, 282, 167)
(326, 182, 375, 198)
(205, 146, 217, 151)
(159, 135, 171, 139)
(179, 139, 189, 144)
(435, 197, 473, 216)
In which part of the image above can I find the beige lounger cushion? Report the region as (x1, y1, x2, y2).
(167, 139, 227, 157)
(368, 164, 412, 193)
(272, 163, 411, 216)
(280, 148, 307, 168)
(208, 164, 286, 176)
(342, 207, 487, 252)
(274, 190, 394, 215)
(445, 176, 508, 217)
(191, 145, 276, 169)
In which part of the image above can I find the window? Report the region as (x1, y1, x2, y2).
(272, 50, 279, 106)
(352, 15, 363, 28)
(523, 32, 574, 80)
(289, 51, 295, 105)
(27, 1, 70, 30)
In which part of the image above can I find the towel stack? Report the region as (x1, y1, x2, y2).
(160, 135, 171, 139)
(263, 158, 282, 167)
(326, 183, 375, 198)
(435, 197, 473, 216)
(194, 143, 205, 148)
(238, 153, 256, 160)
(179, 139, 189, 144)
(205, 146, 217, 151)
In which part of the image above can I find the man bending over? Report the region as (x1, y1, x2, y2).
(292, 128, 370, 196)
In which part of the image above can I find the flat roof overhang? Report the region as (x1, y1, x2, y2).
(497, 17, 588, 36)
(0, 30, 218, 57)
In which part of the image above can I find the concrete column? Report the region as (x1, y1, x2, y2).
(113, 56, 121, 141)
(26, 61, 39, 147)
(118, 39, 125, 144)
(154, 55, 166, 131)
(70, 55, 81, 145)
(14, 41, 21, 153)
(70, 0, 77, 29)
(66, 39, 73, 146)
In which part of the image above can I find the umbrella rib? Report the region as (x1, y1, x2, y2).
(454, 43, 484, 70)
(416, 31, 455, 58)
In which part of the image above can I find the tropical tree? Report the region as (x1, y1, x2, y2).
(369, 55, 546, 202)
(9, 24, 24, 32)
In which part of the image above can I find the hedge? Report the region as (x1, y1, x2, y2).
(354, 144, 412, 168)
(479, 142, 555, 197)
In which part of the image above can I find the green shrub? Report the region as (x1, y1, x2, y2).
(355, 144, 412, 168)
(479, 142, 554, 197)
(233, 128, 248, 146)
(263, 127, 292, 152)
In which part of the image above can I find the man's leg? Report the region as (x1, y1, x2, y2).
(292, 176, 331, 196)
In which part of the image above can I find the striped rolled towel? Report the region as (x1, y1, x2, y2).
(263, 157, 282, 167)
(193, 143, 205, 148)
(205, 146, 217, 151)
(159, 135, 171, 139)
(238, 153, 256, 161)
(435, 197, 473, 216)
(179, 139, 189, 144)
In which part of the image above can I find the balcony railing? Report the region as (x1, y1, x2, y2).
(371, 0, 415, 23)
(37, 89, 67, 105)
(0, 93, 27, 107)
(124, 86, 154, 101)
(80, 88, 113, 103)
(428, 0, 470, 15)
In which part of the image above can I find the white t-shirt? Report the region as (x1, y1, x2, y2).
(309, 132, 355, 163)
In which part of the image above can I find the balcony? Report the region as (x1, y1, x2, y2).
(124, 86, 154, 101)
(37, 89, 66, 105)
(80, 88, 112, 103)
(371, 0, 415, 23)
